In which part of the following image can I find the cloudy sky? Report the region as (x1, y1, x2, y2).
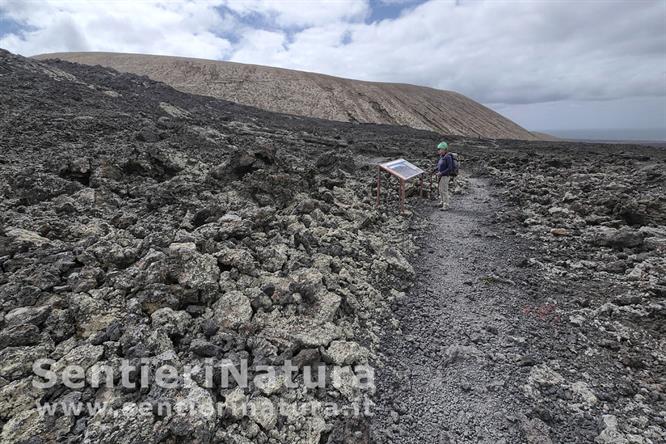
(1, 0, 665, 139)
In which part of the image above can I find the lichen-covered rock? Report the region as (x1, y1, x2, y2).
(0, 324, 41, 349)
(331, 366, 362, 401)
(216, 248, 256, 276)
(169, 243, 219, 289)
(5, 228, 52, 249)
(213, 291, 253, 329)
(1, 408, 55, 443)
(4, 305, 51, 327)
(593, 227, 645, 249)
(324, 340, 368, 365)
(0, 378, 44, 418)
(165, 385, 217, 441)
(594, 415, 629, 444)
(68, 291, 120, 338)
(247, 396, 277, 431)
(0, 345, 52, 381)
(151, 307, 192, 338)
(224, 388, 247, 420)
(51, 343, 105, 376)
(83, 398, 156, 444)
(254, 371, 286, 396)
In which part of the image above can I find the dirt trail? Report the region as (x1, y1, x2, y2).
(370, 178, 540, 443)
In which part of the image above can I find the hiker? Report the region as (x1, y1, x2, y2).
(432, 141, 458, 210)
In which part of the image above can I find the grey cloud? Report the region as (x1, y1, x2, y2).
(0, 1, 233, 59)
(360, 0, 666, 105)
(0, 0, 663, 109)
(58, 16, 89, 52)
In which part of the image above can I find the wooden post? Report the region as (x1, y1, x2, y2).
(376, 166, 381, 208)
(399, 179, 405, 214)
(429, 173, 433, 199)
(419, 176, 423, 198)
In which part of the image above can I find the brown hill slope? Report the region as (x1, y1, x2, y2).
(34, 51, 538, 140)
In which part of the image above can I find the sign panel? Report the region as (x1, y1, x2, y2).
(379, 159, 424, 181)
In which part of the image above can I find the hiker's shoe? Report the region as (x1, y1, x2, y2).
(440, 205, 450, 211)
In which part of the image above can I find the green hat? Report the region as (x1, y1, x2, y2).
(437, 141, 448, 150)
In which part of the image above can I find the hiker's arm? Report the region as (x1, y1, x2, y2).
(433, 159, 443, 175)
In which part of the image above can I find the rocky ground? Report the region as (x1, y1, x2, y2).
(475, 139, 666, 443)
(372, 168, 665, 443)
(0, 49, 664, 443)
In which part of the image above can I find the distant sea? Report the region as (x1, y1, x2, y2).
(539, 128, 666, 142)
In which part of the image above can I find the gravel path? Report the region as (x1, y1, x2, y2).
(370, 178, 538, 443)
